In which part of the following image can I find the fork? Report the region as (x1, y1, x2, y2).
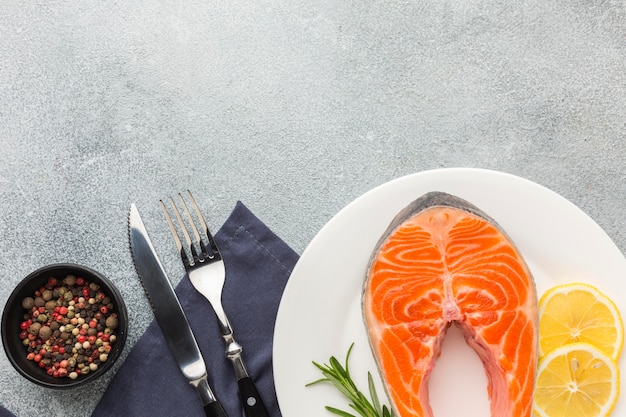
(160, 191, 270, 417)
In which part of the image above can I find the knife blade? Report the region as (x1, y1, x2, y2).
(129, 203, 229, 417)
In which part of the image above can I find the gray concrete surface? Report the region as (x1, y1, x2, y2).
(1, 1, 625, 416)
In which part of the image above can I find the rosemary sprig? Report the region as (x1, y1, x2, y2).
(306, 343, 396, 417)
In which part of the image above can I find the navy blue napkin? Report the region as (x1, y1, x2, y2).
(92, 201, 299, 417)
(0, 405, 15, 417)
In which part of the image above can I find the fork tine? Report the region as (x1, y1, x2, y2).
(186, 190, 220, 258)
(177, 192, 208, 258)
(168, 196, 201, 264)
(160, 199, 193, 268)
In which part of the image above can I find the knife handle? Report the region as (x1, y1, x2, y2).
(204, 400, 229, 417)
(238, 377, 270, 417)
(194, 376, 229, 417)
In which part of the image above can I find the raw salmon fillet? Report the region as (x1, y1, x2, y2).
(363, 192, 537, 417)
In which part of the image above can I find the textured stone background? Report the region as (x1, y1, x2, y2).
(0, 1, 624, 416)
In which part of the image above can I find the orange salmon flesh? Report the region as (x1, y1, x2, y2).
(363, 192, 537, 417)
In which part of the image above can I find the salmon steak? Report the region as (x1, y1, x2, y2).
(363, 192, 537, 417)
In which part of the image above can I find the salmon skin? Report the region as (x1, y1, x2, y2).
(363, 192, 537, 417)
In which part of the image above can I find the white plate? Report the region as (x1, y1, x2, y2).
(273, 168, 626, 417)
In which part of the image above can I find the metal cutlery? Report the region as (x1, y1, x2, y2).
(160, 191, 270, 417)
(129, 204, 229, 417)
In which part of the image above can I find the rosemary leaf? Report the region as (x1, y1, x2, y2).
(307, 343, 396, 417)
(368, 372, 382, 416)
(325, 406, 357, 417)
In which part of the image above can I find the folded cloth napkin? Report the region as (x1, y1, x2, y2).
(92, 201, 299, 417)
(0, 405, 15, 417)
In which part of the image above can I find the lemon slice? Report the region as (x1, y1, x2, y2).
(539, 283, 624, 360)
(533, 342, 620, 417)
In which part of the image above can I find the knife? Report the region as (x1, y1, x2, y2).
(129, 203, 229, 417)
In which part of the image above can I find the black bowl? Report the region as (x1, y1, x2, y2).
(1, 263, 128, 388)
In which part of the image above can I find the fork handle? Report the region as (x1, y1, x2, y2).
(238, 377, 270, 417)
